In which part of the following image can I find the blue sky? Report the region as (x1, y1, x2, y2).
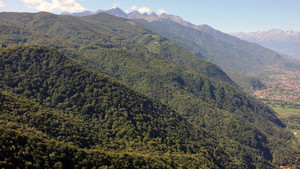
(0, 0, 299, 33)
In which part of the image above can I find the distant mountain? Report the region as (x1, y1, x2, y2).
(149, 12, 158, 17)
(106, 7, 128, 18)
(65, 8, 193, 24)
(74, 11, 95, 16)
(128, 10, 145, 19)
(231, 29, 300, 60)
(62, 7, 128, 18)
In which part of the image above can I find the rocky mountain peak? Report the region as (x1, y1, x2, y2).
(106, 7, 128, 18)
(149, 12, 158, 17)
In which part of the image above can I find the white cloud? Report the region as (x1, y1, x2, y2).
(21, 0, 86, 13)
(131, 5, 137, 10)
(52, 0, 86, 12)
(0, 0, 5, 7)
(112, 3, 120, 9)
(138, 6, 150, 14)
(157, 9, 166, 15)
(22, 0, 52, 11)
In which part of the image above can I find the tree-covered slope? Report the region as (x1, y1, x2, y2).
(0, 12, 299, 167)
(1, 91, 224, 169)
(0, 45, 232, 168)
(0, 92, 186, 169)
(0, 12, 233, 85)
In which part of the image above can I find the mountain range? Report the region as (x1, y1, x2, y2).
(0, 9, 299, 168)
(231, 29, 300, 60)
(66, 8, 300, 90)
(63, 7, 204, 28)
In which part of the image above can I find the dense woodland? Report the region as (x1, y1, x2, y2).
(0, 12, 299, 168)
(0, 91, 206, 169)
(0, 46, 239, 168)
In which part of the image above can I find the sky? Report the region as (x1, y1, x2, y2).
(0, 0, 299, 33)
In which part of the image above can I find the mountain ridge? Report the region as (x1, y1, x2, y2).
(67, 8, 300, 75)
(231, 29, 300, 60)
(63, 7, 192, 25)
(129, 11, 300, 92)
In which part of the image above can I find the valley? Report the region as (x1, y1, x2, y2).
(252, 66, 300, 104)
(251, 66, 300, 144)
(262, 99, 300, 145)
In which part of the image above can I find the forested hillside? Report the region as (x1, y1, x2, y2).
(0, 12, 299, 168)
(0, 91, 201, 169)
(0, 45, 233, 168)
(0, 12, 233, 85)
